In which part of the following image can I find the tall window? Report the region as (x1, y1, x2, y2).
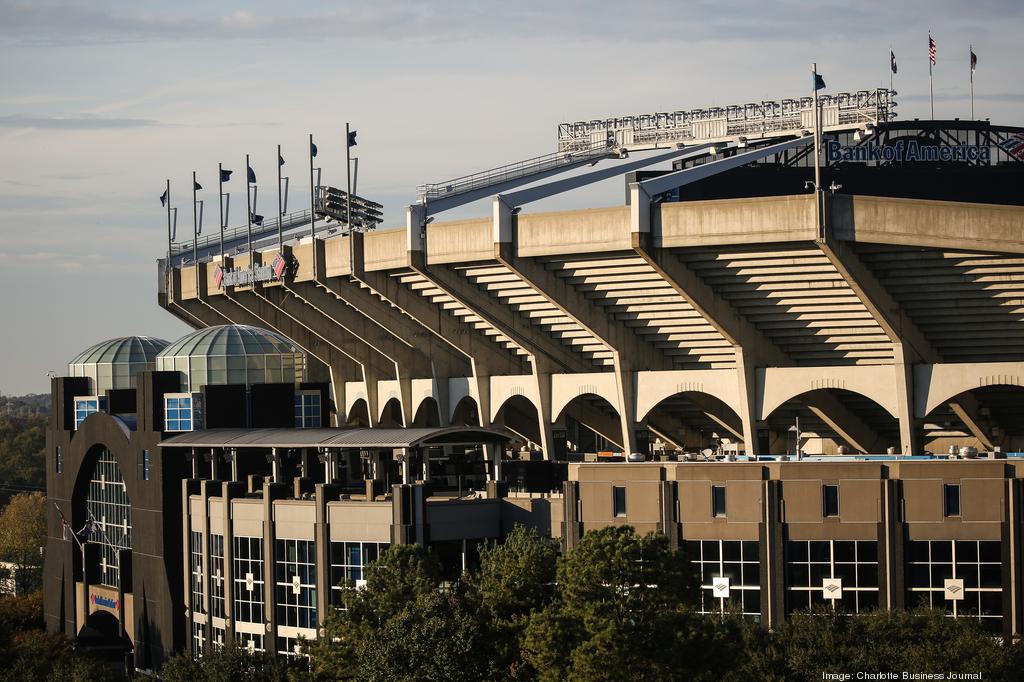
(210, 534, 225, 619)
(165, 393, 197, 432)
(275, 539, 317, 629)
(944, 484, 961, 517)
(785, 540, 879, 614)
(329, 541, 389, 606)
(233, 536, 264, 624)
(190, 531, 204, 613)
(86, 448, 132, 588)
(74, 396, 106, 430)
(712, 485, 727, 518)
(685, 540, 761, 620)
(612, 486, 627, 517)
(906, 540, 1002, 632)
(192, 621, 205, 657)
(295, 391, 322, 428)
(823, 485, 840, 517)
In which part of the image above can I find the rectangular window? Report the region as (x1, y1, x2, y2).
(944, 484, 961, 517)
(192, 621, 205, 657)
(685, 539, 761, 621)
(73, 396, 107, 430)
(165, 394, 195, 432)
(330, 541, 389, 606)
(56, 447, 62, 474)
(210, 534, 225, 619)
(712, 485, 727, 518)
(785, 540, 879, 615)
(235, 632, 265, 654)
(275, 539, 318, 629)
(142, 450, 151, 481)
(613, 486, 627, 517)
(905, 540, 1002, 632)
(190, 531, 204, 614)
(232, 536, 264, 624)
(823, 485, 840, 517)
(294, 391, 322, 428)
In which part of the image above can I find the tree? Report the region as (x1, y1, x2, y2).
(738, 606, 1024, 681)
(0, 492, 47, 593)
(0, 415, 47, 504)
(521, 526, 741, 682)
(470, 525, 558, 679)
(160, 640, 295, 682)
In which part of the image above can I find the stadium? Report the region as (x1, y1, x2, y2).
(42, 87, 1024, 669)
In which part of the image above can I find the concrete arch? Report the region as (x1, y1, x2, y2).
(69, 413, 136, 529)
(379, 397, 404, 427)
(758, 365, 899, 422)
(489, 377, 544, 424)
(550, 372, 622, 425)
(450, 395, 480, 426)
(915, 362, 1024, 418)
(493, 394, 543, 448)
(634, 369, 741, 422)
(346, 399, 370, 427)
(554, 392, 626, 451)
(413, 397, 442, 427)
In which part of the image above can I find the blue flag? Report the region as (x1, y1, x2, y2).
(220, 168, 233, 183)
(279, 154, 285, 167)
(247, 166, 256, 184)
(310, 141, 318, 158)
(890, 51, 897, 75)
(347, 130, 357, 148)
(813, 73, 826, 91)
(193, 180, 202, 191)
(160, 189, 168, 207)
(250, 212, 264, 226)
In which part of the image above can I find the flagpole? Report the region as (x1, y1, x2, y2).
(192, 171, 199, 290)
(929, 32, 934, 119)
(166, 179, 172, 268)
(246, 154, 253, 266)
(889, 45, 893, 94)
(277, 144, 284, 253)
(308, 134, 317, 278)
(218, 164, 225, 262)
(345, 122, 353, 233)
(812, 63, 823, 240)
(970, 44, 975, 120)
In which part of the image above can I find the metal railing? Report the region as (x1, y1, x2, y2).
(170, 207, 316, 257)
(417, 139, 615, 203)
(557, 88, 895, 152)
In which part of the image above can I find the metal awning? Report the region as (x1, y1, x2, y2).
(159, 426, 512, 449)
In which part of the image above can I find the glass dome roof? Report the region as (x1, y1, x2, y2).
(69, 336, 169, 393)
(156, 324, 306, 390)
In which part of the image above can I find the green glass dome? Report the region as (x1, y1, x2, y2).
(156, 324, 306, 390)
(68, 336, 169, 393)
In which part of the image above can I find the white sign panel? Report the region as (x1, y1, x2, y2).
(822, 578, 843, 600)
(245, 572, 254, 592)
(292, 575, 302, 595)
(944, 578, 965, 601)
(712, 577, 730, 599)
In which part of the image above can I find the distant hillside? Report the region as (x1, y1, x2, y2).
(0, 394, 49, 419)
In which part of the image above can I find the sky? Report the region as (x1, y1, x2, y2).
(0, 0, 1022, 395)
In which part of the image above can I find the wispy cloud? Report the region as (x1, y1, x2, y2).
(0, 113, 161, 129)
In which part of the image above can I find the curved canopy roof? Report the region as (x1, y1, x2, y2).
(69, 336, 169, 393)
(158, 324, 301, 359)
(159, 426, 512, 449)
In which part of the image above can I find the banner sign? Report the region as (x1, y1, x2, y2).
(90, 591, 120, 612)
(217, 254, 290, 289)
(826, 140, 990, 164)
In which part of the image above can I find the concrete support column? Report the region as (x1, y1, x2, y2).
(762, 479, 785, 629)
(313, 484, 338, 625)
(614, 365, 640, 456)
(221, 481, 244, 641)
(735, 349, 760, 455)
(262, 483, 287, 652)
(894, 344, 919, 456)
(531, 360, 556, 460)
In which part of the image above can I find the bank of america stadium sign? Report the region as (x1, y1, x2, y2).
(215, 253, 291, 289)
(826, 140, 992, 163)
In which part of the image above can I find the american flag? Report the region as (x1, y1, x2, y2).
(998, 134, 1024, 161)
(929, 34, 937, 65)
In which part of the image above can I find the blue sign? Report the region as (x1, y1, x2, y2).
(826, 140, 990, 163)
(91, 593, 119, 610)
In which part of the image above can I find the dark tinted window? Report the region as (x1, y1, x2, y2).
(712, 485, 727, 517)
(944, 484, 961, 517)
(613, 486, 626, 517)
(823, 485, 840, 517)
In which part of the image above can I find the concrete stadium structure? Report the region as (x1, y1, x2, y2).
(162, 110, 1024, 462)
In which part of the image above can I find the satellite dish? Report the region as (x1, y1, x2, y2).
(701, 448, 714, 458)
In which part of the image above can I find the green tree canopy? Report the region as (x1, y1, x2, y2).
(0, 492, 47, 593)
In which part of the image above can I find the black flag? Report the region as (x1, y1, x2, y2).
(247, 166, 257, 184)
(347, 130, 357, 147)
(193, 180, 202, 191)
(220, 168, 233, 182)
(310, 141, 318, 157)
(160, 189, 168, 207)
(279, 154, 285, 167)
(251, 212, 264, 226)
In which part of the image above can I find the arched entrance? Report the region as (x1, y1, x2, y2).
(493, 395, 542, 452)
(346, 399, 370, 427)
(413, 397, 442, 427)
(378, 398, 404, 427)
(554, 393, 624, 455)
(450, 396, 480, 427)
